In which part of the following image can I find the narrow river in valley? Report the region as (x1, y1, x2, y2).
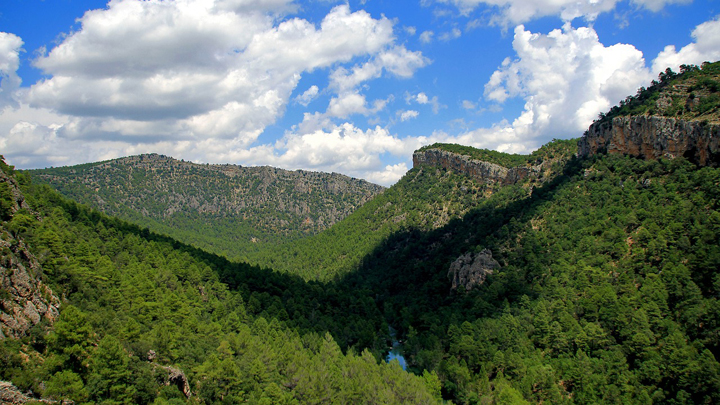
(385, 326, 407, 370)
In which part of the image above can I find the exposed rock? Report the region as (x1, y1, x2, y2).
(0, 380, 65, 404)
(153, 364, 192, 398)
(579, 116, 720, 166)
(448, 249, 500, 291)
(1, 170, 61, 340)
(413, 148, 542, 185)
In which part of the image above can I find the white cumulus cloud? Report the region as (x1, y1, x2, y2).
(435, 0, 691, 26)
(399, 109, 419, 121)
(1, 1, 431, 174)
(295, 85, 319, 106)
(483, 23, 652, 149)
(0, 33, 23, 109)
(652, 15, 720, 74)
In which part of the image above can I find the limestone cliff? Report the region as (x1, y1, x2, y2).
(0, 167, 61, 339)
(448, 249, 500, 291)
(579, 116, 720, 166)
(412, 148, 543, 185)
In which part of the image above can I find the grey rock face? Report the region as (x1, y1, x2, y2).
(1, 170, 61, 340)
(448, 249, 500, 291)
(579, 116, 720, 166)
(413, 148, 542, 185)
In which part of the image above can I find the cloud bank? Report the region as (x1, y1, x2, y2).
(0, 0, 716, 186)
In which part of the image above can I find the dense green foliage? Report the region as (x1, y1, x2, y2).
(252, 138, 577, 281)
(5, 113, 720, 404)
(597, 61, 720, 123)
(0, 165, 437, 404)
(335, 153, 720, 403)
(27, 154, 383, 262)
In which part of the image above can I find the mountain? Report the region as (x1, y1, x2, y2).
(0, 157, 440, 404)
(27, 153, 384, 261)
(256, 62, 720, 403)
(247, 138, 578, 280)
(4, 61, 720, 404)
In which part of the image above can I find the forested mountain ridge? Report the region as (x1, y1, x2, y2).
(249, 138, 578, 280)
(0, 157, 440, 404)
(27, 153, 384, 261)
(581, 61, 720, 165)
(250, 63, 720, 403)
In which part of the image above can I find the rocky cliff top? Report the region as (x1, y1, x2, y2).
(579, 61, 720, 165)
(579, 116, 720, 165)
(412, 140, 577, 188)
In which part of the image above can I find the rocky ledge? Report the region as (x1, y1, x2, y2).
(579, 116, 720, 166)
(412, 148, 542, 185)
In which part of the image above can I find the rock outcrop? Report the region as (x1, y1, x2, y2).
(152, 363, 192, 398)
(413, 148, 542, 185)
(1, 169, 61, 340)
(448, 249, 500, 291)
(0, 380, 62, 404)
(579, 116, 720, 166)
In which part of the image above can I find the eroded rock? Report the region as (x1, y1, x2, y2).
(579, 116, 720, 166)
(448, 249, 500, 291)
(413, 149, 543, 185)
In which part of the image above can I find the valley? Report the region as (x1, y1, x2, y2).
(2, 61, 720, 404)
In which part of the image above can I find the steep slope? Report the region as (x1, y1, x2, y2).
(0, 160, 60, 340)
(342, 151, 720, 404)
(580, 61, 720, 164)
(1, 157, 439, 404)
(248, 139, 577, 280)
(27, 154, 384, 261)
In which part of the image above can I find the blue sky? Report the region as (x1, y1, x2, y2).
(1, 0, 718, 185)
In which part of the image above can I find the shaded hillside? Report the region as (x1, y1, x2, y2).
(27, 154, 384, 261)
(0, 157, 439, 404)
(249, 139, 577, 280)
(337, 151, 720, 403)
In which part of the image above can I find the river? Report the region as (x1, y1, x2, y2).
(385, 326, 407, 370)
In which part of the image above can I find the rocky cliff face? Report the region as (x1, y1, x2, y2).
(0, 169, 61, 339)
(448, 249, 499, 291)
(412, 148, 543, 185)
(579, 116, 720, 166)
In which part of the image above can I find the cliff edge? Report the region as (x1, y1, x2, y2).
(579, 115, 720, 166)
(0, 160, 61, 339)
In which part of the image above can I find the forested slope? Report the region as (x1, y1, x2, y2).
(248, 139, 577, 280)
(248, 63, 720, 403)
(338, 152, 720, 403)
(0, 157, 439, 404)
(27, 154, 384, 261)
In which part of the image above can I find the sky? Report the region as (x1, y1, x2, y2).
(0, 0, 718, 185)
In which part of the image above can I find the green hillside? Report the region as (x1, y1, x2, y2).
(597, 60, 720, 124)
(340, 152, 720, 403)
(250, 138, 577, 280)
(26, 154, 384, 261)
(0, 157, 439, 404)
(4, 61, 720, 404)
